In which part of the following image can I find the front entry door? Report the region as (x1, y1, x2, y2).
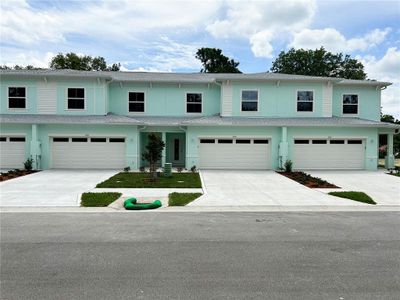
(170, 135, 185, 166)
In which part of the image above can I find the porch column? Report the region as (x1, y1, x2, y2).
(161, 132, 166, 167)
(30, 124, 41, 170)
(385, 133, 395, 169)
(279, 126, 288, 169)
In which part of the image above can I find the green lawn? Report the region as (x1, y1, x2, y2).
(81, 192, 121, 207)
(96, 172, 202, 188)
(168, 192, 202, 206)
(328, 191, 376, 205)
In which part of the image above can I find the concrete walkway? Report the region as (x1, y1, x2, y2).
(308, 170, 400, 205)
(189, 170, 366, 206)
(0, 170, 119, 206)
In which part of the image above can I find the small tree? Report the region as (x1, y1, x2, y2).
(142, 133, 165, 180)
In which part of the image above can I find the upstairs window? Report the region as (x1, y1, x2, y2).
(67, 88, 85, 110)
(241, 90, 258, 111)
(186, 93, 202, 113)
(129, 92, 145, 112)
(297, 91, 313, 112)
(8, 87, 26, 109)
(343, 94, 358, 114)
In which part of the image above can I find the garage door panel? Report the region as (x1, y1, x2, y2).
(0, 138, 26, 169)
(52, 138, 126, 169)
(293, 139, 365, 169)
(199, 139, 270, 170)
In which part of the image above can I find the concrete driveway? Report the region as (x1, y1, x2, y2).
(190, 170, 366, 206)
(308, 170, 400, 205)
(0, 170, 118, 207)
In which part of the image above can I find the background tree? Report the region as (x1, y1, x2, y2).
(270, 47, 366, 80)
(50, 52, 120, 71)
(379, 114, 400, 158)
(196, 48, 241, 73)
(0, 65, 42, 70)
(142, 133, 165, 180)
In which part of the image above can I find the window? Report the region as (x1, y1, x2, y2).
(348, 140, 362, 144)
(294, 139, 309, 144)
(343, 94, 358, 114)
(330, 140, 345, 144)
(109, 138, 125, 143)
(8, 87, 26, 109)
(129, 92, 145, 112)
(91, 138, 107, 142)
(9, 137, 25, 142)
(0, 137, 7, 142)
(312, 140, 327, 144)
(236, 139, 251, 144)
(218, 139, 233, 144)
(241, 90, 258, 112)
(53, 138, 69, 142)
(67, 88, 85, 110)
(174, 139, 180, 160)
(200, 139, 215, 144)
(253, 139, 269, 144)
(71, 138, 87, 142)
(297, 91, 313, 112)
(186, 93, 202, 113)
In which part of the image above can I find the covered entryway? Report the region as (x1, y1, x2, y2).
(51, 137, 126, 169)
(293, 138, 365, 169)
(0, 136, 26, 169)
(199, 137, 270, 169)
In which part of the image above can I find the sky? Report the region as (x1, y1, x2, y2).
(1, 0, 399, 117)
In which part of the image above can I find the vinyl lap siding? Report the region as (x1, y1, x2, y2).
(221, 83, 232, 116)
(37, 82, 57, 114)
(322, 82, 332, 117)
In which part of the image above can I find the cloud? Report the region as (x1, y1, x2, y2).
(0, 0, 219, 45)
(0, 50, 55, 68)
(206, 0, 316, 57)
(290, 27, 391, 53)
(250, 30, 274, 58)
(358, 48, 400, 118)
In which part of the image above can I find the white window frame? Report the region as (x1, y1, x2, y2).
(7, 86, 27, 110)
(128, 91, 146, 114)
(296, 90, 314, 113)
(342, 93, 359, 116)
(185, 92, 203, 114)
(240, 89, 259, 112)
(66, 87, 86, 111)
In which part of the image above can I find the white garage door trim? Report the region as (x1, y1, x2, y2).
(293, 138, 365, 170)
(51, 136, 126, 169)
(199, 137, 271, 170)
(0, 135, 27, 169)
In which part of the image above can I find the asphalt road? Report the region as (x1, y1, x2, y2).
(1, 212, 400, 300)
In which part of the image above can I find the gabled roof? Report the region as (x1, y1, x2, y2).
(1, 114, 398, 129)
(0, 69, 392, 86)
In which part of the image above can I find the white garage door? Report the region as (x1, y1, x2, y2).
(293, 138, 365, 169)
(0, 136, 26, 169)
(52, 137, 126, 169)
(199, 138, 270, 169)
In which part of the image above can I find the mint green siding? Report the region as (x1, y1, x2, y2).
(332, 85, 381, 121)
(108, 83, 220, 116)
(231, 82, 323, 117)
(0, 79, 37, 114)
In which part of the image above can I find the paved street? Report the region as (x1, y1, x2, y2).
(1, 212, 400, 299)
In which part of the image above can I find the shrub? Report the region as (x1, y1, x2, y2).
(23, 158, 33, 171)
(123, 166, 131, 172)
(284, 160, 293, 173)
(139, 166, 146, 173)
(190, 165, 197, 173)
(177, 167, 183, 173)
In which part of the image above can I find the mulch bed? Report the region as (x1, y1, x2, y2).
(0, 169, 40, 182)
(278, 171, 340, 188)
